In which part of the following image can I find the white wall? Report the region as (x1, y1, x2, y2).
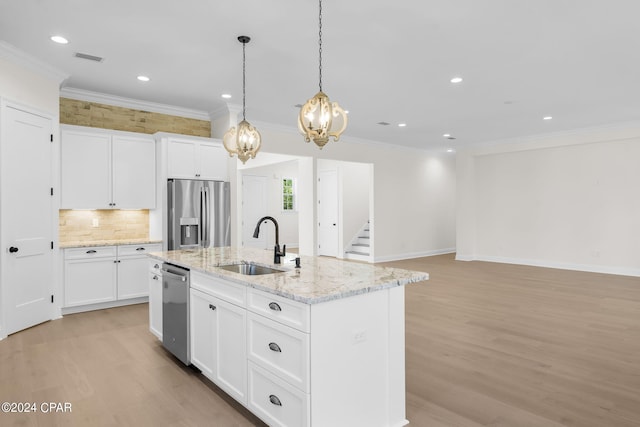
(239, 160, 300, 248)
(457, 123, 640, 276)
(223, 121, 457, 261)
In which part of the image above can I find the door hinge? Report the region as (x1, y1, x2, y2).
(50, 134, 53, 142)
(50, 187, 54, 196)
(51, 295, 54, 303)
(51, 241, 54, 249)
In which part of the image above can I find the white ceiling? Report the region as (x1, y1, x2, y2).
(2, 0, 640, 151)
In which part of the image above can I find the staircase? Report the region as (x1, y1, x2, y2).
(344, 221, 372, 262)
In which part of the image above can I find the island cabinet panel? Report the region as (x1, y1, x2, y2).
(190, 288, 247, 405)
(309, 286, 408, 427)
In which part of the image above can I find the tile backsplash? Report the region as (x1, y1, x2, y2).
(59, 209, 149, 243)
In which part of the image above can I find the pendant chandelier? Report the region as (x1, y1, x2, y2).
(298, 0, 348, 149)
(223, 36, 261, 164)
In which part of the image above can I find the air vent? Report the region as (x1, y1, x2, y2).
(447, 136, 457, 140)
(377, 121, 390, 126)
(294, 104, 303, 108)
(74, 52, 104, 62)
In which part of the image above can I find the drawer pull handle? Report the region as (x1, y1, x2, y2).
(268, 302, 282, 312)
(269, 395, 282, 406)
(136, 247, 146, 251)
(209, 304, 216, 311)
(268, 342, 282, 352)
(86, 250, 97, 254)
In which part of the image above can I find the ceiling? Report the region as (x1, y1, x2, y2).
(2, 0, 640, 151)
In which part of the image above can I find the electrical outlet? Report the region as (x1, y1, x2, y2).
(353, 330, 367, 344)
(92, 218, 99, 228)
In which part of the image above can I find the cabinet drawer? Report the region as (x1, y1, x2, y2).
(64, 246, 116, 260)
(248, 313, 309, 393)
(118, 243, 162, 257)
(191, 270, 246, 306)
(247, 289, 310, 333)
(248, 362, 309, 427)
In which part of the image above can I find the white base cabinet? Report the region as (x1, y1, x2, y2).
(190, 287, 247, 405)
(149, 261, 162, 339)
(63, 243, 161, 312)
(184, 270, 408, 427)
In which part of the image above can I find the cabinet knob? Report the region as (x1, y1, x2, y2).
(268, 342, 282, 353)
(269, 395, 282, 406)
(268, 302, 281, 312)
(153, 275, 159, 280)
(8, 246, 19, 253)
(209, 304, 216, 311)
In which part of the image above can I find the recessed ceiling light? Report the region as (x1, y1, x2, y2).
(50, 35, 68, 44)
(137, 75, 150, 82)
(398, 123, 407, 127)
(543, 116, 553, 120)
(447, 149, 455, 153)
(443, 133, 451, 138)
(450, 77, 463, 84)
(345, 110, 350, 114)
(221, 94, 232, 99)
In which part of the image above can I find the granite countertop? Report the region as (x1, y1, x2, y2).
(60, 239, 163, 249)
(148, 247, 428, 304)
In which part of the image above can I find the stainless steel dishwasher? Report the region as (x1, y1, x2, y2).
(161, 263, 190, 365)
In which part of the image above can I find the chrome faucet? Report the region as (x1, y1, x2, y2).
(253, 216, 286, 264)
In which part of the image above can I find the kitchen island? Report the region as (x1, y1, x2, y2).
(148, 247, 428, 427)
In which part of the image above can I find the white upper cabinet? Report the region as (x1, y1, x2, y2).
(167, 137, 228, 181)
(112, 135, 156, 208)
(61, 126, 156, 209)
(60, 129, 112, 208)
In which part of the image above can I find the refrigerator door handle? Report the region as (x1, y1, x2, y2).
(202, 187, 210, 248)
(199, 187, 204, 245)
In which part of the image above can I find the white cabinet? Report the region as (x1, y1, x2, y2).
(63, 243, 161, 311)
(183, 269, 408, 427)
(167, 137, 228, 180)
(190, 287, 247, 405)
(63, 246, 117, 307)
(148, 261, 162, 340)
(61, 126, 156, 209)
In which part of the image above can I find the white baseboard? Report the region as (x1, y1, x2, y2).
(61, 297, 148, 315)
(458, 255, 640, 277)
(374, 248, 456, 263)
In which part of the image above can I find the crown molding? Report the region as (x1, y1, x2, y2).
(60, 87, 211, 121)
(0, 41, 69, 85)
(250, 119, 449, 155)
(461, 119, 640, 156)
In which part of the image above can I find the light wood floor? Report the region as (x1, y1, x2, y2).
(1, 254, 639, 426)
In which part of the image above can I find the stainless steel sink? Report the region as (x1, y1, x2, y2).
(217, 263, 285, 275)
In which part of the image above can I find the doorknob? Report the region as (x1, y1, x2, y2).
(9, 246, 18, 253)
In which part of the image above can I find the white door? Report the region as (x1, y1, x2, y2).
(1, 104, 54, 335)
(318, 169, 339, 257)
(242, 175, 267, 248)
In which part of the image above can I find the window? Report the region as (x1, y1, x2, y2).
(282, 177, 296, 212)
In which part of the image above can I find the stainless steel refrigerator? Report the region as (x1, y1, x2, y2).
(167, 179, 230, 250)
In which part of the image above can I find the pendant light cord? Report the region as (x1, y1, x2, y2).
(318, 0, 323, 92)
(242, 40, 247, 121)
